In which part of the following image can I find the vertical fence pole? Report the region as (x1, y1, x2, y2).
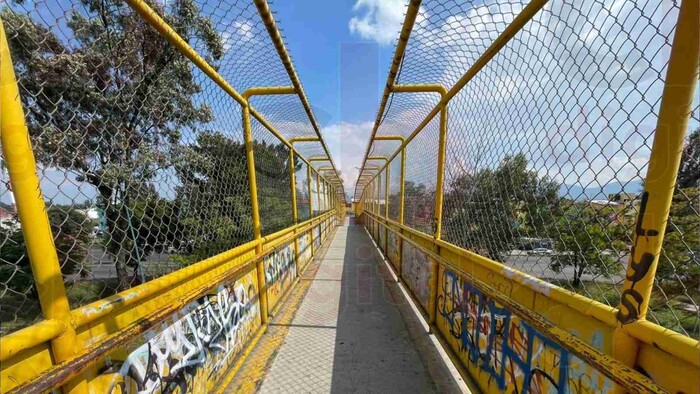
(384, 165, 390, 252)
(613, 0, 699, 379)
(399, 147, 406, 277)
(433, 103, 448, 240)
(0, 20, 88, 393)
(242, 104, 269, 325)
(307, 165, 314, 257)
(315, 169, 321, 217)
(289, 149, 300, 277)
(429, 103, 448, 326)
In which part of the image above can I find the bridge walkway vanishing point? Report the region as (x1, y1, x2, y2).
(227, 217, 467, 393)
(1, 0, 700, 393)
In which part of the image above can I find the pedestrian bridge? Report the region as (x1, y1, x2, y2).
(0, 0, 698, 393)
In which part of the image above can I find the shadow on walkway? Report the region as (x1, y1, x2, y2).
(258, 217, 436, 393)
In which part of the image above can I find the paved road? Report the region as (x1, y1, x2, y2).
(86, 246, 179, 280)
(505, 253, 625, 285)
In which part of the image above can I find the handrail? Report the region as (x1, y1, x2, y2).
(253, 0, 346, 202)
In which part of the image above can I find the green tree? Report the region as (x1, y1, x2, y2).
(402, 181, 435, 234)
(0, 207, 92, 294)
(549, 203, 623, 287)
(656, 187, 700, 290)
(175, 132, 297, 260)
(2, 0, 223, 289)
(677, 128, 700, 189)
(442, 154, 560, 261)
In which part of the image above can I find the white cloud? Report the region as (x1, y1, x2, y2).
(321, 121, 374, 199)
(348, 0, 408, 45)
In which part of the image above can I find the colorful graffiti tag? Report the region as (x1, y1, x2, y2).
(298, 231, 312, 270)
(108, 270, 259, 393)
(265, 241, 297, 309)
(436, 267, 612, 394)
(401, 242, 434, 312)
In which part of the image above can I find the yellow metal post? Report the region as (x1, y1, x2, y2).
(384, 164, 390, 252)
(613, 0, 700, 383)
(289, 149, 300, 277)
(307, 164, 314, 257)
(240, 85, 297, 325)
(315, 168, 321, 216)
(0, 20, 87, 394)
(388, 85, 447, 326)
(241, 104, 269, 325)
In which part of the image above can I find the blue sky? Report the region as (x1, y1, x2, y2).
(271, 0, 409, 197)
(3, 0, 697, 205)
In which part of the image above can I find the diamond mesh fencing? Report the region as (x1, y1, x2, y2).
(0, 0, 343, 336)
(402, 117, 439, 234)
(295, 161, 310, 222)
(388, 156, 401, 221)
(356, 0, 699, 339)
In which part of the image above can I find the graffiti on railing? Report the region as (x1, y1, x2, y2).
(437, 267, 612, 394)
(401, 242, 434, 312)
(265, 242, 297, 309)
(107, 271, 259, 393)
(299, 231, 312, 270)
(386, 231, 400, 270)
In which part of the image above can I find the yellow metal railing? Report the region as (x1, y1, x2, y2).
(0, 0, 344, 392)
(356, 0, 699, 393)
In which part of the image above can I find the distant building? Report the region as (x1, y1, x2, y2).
(608, 192, 638, 205)
(589, 199, 621, 206)
(0, 207, 20, 231)
(77, 208, 100, 220)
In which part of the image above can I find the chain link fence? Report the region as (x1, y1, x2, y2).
(356, 0, 698, 338)
(0, 0, 343, 336)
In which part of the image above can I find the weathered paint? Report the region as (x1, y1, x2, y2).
(101, 269, 259, 393)
(386, 230, 400, 271)
(265, 241, 297, 310)
(436, 265, 613, 394)
(313, 225, 321, 251)
(298, 231, 313, 271)
(401, 241, 434, 314)
(377, 222, 386, 254)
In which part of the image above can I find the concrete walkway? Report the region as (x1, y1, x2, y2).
(257, 218, 436, 393)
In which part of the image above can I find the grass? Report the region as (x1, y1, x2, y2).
(568, 281, 700, 339)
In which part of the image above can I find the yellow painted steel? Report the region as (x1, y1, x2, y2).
(122, 0, 343, 194)
(0, 0, 346, 391)
(315, 167, 321, 213)
(289, 136, 320, 143)
(0, 19, 88, 394)
(253, 0, 346, 203)
(289, 149, 301, 277)
(356, 0, 423, 178)
(0, 319, 65, 363)
(242, 102, 269, 325)
(612, 0, 700, 386)
(242, 86, 296, 99)
(354, 0, 549, 192)
(361, 209, 700, 393)
(2, 210, 337, 393)
(616, 0, 699, 325)
(240, 85, 308, 325)
(352, 1, 700, 391)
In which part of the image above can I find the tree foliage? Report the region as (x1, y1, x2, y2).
(549, 203, 623, 286)
(2, 0, 223, 289)
(0, 207, 93, 294)
(442, 154, 560, 261)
